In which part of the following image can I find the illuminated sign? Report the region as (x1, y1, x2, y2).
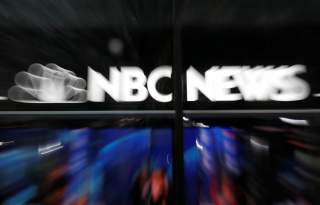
(88, 66, 172, 102)
(8, 63, 87, 103)
(6, 63, 310, 104)
(186, 65, 309, 102)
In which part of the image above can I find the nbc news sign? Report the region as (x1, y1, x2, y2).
(7, 63, 310, 104)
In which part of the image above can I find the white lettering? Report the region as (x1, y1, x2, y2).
(187, 66, 213, 101)
(269, 65, 310, 101)
(87, 64, 310, 103)
(87, 66, 120, 102)
(147, 66, 172, 102)
(234, 66, 273, 101)
(120, 67, 148, 102)
(209, 66, 242, 101)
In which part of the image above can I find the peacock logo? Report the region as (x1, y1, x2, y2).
(8, 63, 87, 103)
